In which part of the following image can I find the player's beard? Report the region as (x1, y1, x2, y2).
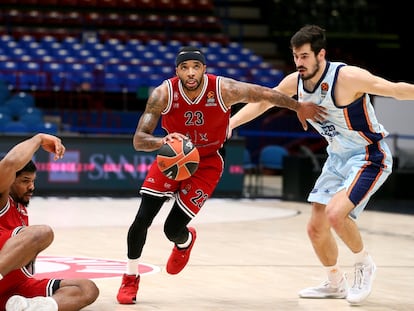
(16, 192, 32, 207)
(299, 60, 320, 81)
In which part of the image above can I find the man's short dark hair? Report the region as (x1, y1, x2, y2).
(16, 160, 37, 177)
(290, 24, 327, 55)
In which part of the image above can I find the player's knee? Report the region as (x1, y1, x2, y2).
(325, 205, 346, 230)
(163, 224, 187, 244)
(308, 203, 328, 239)
(57, 279, 99, 307)
(82, 280, 100, 305)
(163, 223, 176, 242)
(26, 225, 54, 249)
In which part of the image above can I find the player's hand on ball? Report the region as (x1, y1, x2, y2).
(162, 132, 188, 144)
(157, 136, 199, 181)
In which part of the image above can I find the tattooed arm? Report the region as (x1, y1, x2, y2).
(220, 77, 300, 110)
(133, 83, 169, 152)
(221, 76, 326, 130)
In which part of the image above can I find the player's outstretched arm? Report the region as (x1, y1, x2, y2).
(223, 77, 326, 131)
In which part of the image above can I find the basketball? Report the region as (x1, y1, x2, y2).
(157, 138, 200, 181)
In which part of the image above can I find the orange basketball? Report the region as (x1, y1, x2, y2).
(156, 138, 200, 181)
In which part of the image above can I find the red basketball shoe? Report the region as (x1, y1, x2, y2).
(117, 274, 140, 304)
(166, 227, 197, 275)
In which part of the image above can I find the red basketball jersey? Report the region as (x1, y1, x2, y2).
(162, 74, 231, 157)
(0, 198, 28, 230)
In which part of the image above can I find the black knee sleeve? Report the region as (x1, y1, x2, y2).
(127, 194, 167, 259)
(164, 203, 191, 244)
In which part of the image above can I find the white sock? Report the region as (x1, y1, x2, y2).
(177, 231, 192, 249)
(126, 258, 140, 276)
(325, 264, 344, 286)
(354, 247, 369, 264)
(46, 297, 58, 311)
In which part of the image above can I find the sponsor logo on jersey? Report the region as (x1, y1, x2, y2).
(321, 82, 329, 99)
(205, 91, 217, 106)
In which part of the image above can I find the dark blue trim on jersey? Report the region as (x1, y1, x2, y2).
(345, 96, 383, 143)
(348, 142, 385, 206)
(331, 63, 346, 108)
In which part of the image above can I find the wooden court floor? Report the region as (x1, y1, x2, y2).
(29, 196, 414, 311)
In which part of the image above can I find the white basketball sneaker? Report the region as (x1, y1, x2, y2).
(5, 295, 58, 311)
(347, 256, 377, 305)
(298, 275, 348, 299)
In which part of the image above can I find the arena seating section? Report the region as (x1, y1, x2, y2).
(0, 1, 284, 95)
(0, 0, 288, 135)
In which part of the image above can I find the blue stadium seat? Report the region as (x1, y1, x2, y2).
(0, 61, 18, 71)
(123, 73, 141, 92)
(0, 113, 13, 131)
(11, 92, 36, 107)
(2, 121, 30, 134)
(33, 121, 58, 134)
(17, 73, 46, 91)
(21, 106, 43, 118)
(20, 113, 44, 130)
(103, 73, 122, 92)
(259, 145, 288, 170)
(19, 61, 40, 72)
(0, 81, 11, 105)
(5, 97, 30, 118)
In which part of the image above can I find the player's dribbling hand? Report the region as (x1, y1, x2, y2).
(162, 132, 189, 144)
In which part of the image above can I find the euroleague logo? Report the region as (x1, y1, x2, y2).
(35, 256, 160, 279)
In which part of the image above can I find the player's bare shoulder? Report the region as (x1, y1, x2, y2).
(218, 76, 248, 106)
(337, 65, 372, 85)
(146, 81, 169, 113)
(335, 65, 371, 105)
(219, 76, 240, 92)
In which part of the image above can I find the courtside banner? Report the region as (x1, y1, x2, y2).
(0, 135, 244, 197)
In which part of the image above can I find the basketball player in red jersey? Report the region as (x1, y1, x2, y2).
(0, 133, 99, 311)
(117, 46, 327, 304)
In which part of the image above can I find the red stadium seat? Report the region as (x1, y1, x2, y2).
(60, 0, 78, 6)
(103, 13, 123, 27)
(117, 0, 136, 8)
(124, 13, 143, 28)
(78, 0, 97, 6)
(62, 11, 83, 27)
(25, 10, 44, 26)
(4, 9, 24, 25)
(181, 15, 202, 30)
(37, 0, 58, 5)
(43, 11, 63, 26)
(136, 0, 156, 9)
(156, 0, 175, 10)
(195, 0, 214, 11)
(175, 0, 194, 10)
(18, 0, 38, 4)
(144, 14, 163, 29)
(97, 0, 117, 7)
(84, 12, 103, 26)
(166, 14, 182, 29)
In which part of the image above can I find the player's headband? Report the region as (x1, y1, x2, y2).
(175, 49, 206, 66)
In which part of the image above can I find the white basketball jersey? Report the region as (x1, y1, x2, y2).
(297, 61, 389, 156)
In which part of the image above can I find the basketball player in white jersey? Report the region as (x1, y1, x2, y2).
(229, 24, 414, 305)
